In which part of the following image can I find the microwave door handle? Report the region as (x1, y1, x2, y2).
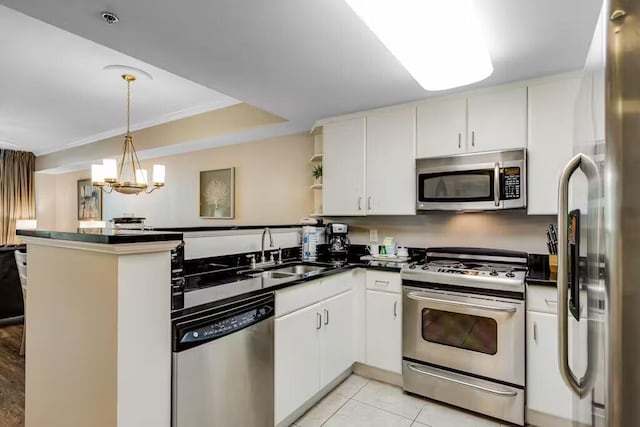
(557, 153, 600, 399)
(494, 163, 500, 207)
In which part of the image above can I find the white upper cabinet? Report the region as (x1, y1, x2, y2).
(323, 117, 366, 216)
(416, 85, 527, 159)
(467, 86, 528, 153)
(318, 74, 588, 217)
(416, 95, 467, 158)
(322, 108, 415, 216)
(527, 74, 581, 215)
(366, 108, 416, 215)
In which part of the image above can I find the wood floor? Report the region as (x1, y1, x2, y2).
(0, 326, 24, 427)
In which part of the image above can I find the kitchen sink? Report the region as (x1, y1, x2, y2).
(242, 263, 329, 280)
(273, 265, 327, 275)
(249, 271, 297, 279)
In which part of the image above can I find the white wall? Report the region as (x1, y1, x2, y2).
(183, 228, 309, 259)
(336, 211, 554, 254)
(35, 173, 57, 229)
(37, 133, 314, 230)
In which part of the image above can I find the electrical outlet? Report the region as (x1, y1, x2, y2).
(370, 229, 378, 242)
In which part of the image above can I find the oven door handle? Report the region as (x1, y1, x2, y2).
(406, 364, 518, 397)
(406, 292, 517, 313)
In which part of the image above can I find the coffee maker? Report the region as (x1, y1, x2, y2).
(326, 223, 350, 261)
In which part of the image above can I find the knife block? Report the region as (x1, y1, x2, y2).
(548, 254, 558, 281)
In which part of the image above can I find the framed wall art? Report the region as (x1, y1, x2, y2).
(199, 167, 235, 218)
(77, 179, 103, 220)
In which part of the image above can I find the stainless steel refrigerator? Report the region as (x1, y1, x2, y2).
(557, 0, 640, 425)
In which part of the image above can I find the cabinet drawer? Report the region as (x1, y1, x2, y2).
(276, 271, 353, 317)
(527, 285, 587, 318)
(366, 270, 401, 293)
(527, 285, 559, 314)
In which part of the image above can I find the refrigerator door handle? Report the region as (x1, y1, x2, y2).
(557, 153, 600, 398)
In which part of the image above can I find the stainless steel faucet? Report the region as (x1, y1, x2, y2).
(261, 227, 274, 263)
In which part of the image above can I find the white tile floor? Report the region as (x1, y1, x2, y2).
(293, 374, 510, 427)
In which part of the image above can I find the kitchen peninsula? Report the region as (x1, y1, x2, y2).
(17, 229, 182, 427)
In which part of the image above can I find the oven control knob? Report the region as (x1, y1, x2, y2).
(506, 271, 515, 278)
(489, 269, 498, 276)
(410, 264, 417, 269)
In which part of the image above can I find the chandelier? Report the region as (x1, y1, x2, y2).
(91, 74, 165, 194)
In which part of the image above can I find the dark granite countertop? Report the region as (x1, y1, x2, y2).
(173, 262, 354, 318)
(155, 224, 314, 233)
(526, 253, 557, 286)
(172, 245, 424, 317)
(526, 253, 598, 290)
(17, 229, 183, 244)
(172, 258, 413, 318)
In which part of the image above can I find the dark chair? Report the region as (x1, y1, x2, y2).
(0, 244, 25, 327)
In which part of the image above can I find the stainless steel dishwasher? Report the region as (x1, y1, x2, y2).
(172, 293, 274, 427)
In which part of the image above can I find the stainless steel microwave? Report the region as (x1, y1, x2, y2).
(416, 149, 527, 211)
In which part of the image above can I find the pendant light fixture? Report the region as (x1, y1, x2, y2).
(91, 74, 165, 194)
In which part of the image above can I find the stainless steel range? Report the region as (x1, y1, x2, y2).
(401, 248, 527, 426)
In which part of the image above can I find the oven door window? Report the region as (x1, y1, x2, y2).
(418, 170, 494, 203)
(421, 308, 497, 355)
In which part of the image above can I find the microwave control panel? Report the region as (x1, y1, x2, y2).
(501, 167, 521, 200)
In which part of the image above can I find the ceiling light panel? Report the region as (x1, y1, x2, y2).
(345, 0, 493, 91)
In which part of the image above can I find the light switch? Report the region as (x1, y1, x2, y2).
(370, 229, 378, 242)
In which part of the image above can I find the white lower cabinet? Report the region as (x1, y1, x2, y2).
(275, 282, 354, 425)
(275, 270, 403, 424)
(527, 286, 590, 425)
(527, 311, 574, 420)
(365, 289, 402, 374)
(275, 301, 322, 424)
(320, 291, 354, 386)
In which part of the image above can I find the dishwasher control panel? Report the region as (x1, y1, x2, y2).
(179, 306, 272, 344)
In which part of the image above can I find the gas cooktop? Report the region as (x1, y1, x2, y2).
(401, 248, 528, 295)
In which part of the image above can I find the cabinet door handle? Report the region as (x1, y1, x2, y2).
(458, 132, 462, 149)
(472, 131, 475, 147)
(367, 196, 372, 211)
(375, 280, 389, 287)
(533, 322, 537, 342)
(324, 309, 329, 325)
(393, 301, 398, 318)
(545, 298, 558, 305)
(358, 196, 362, 211)
(316, 312, 322, 330)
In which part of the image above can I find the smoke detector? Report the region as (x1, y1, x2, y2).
(101, 11, 119, 24)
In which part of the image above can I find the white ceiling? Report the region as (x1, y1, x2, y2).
(0, 5, 239, 155)
(1, 0, 602, 158)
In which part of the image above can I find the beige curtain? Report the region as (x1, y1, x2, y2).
(0, 150, 35, 244)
